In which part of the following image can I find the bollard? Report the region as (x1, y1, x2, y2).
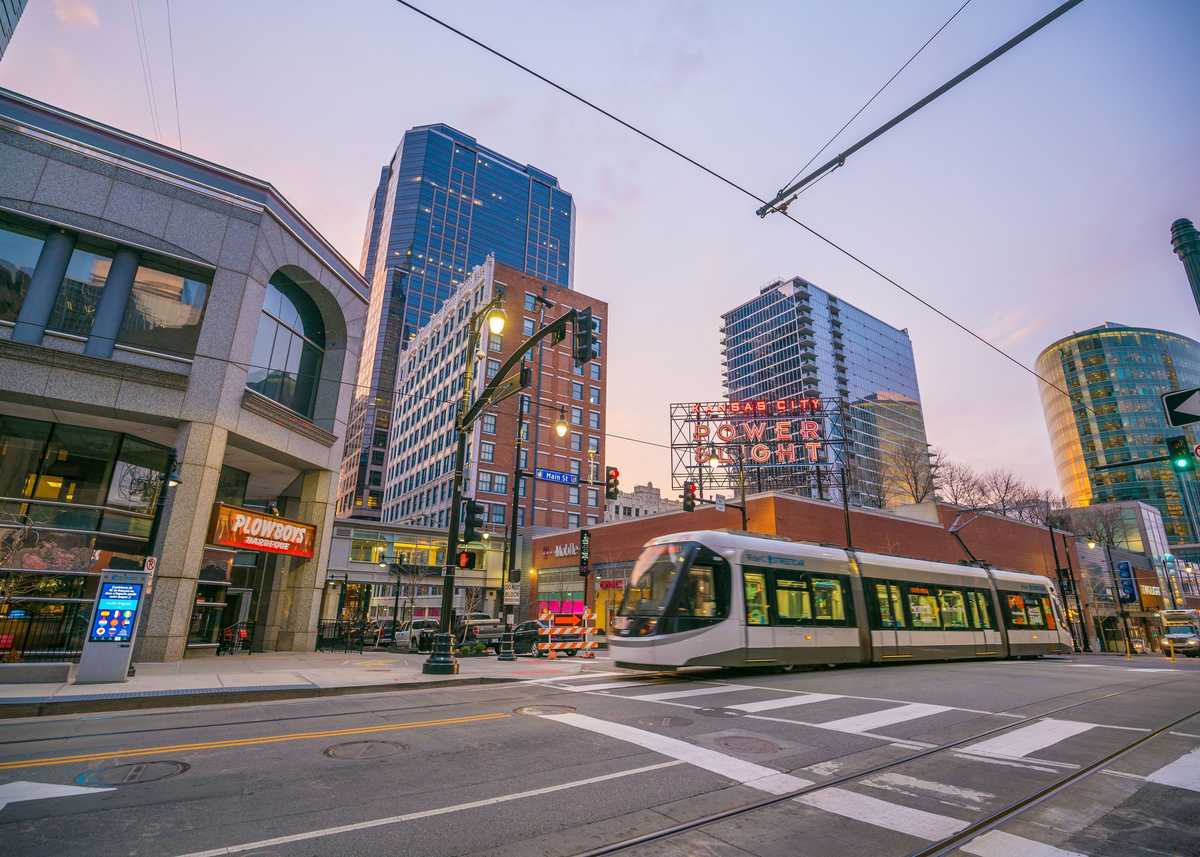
(423, 632, 460, 675)
(1168, 639, 1176, 662)
(497, 630, 516, 662)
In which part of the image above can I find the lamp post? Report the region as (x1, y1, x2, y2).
(1092, 539, 1134, 657)
(424, 297, 507, 675)
(707, 445, 747, 531)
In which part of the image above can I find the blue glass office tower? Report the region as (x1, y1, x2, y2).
(721, 277, 929, 507)
(339, 124, 575, 518)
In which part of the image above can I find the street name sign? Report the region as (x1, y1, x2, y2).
(1162, 387, 1200, 427)
(579, 529, 591, 575)
(535, 467, 578, 486)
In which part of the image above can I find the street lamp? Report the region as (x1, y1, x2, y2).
(486, 306, 507, 336)
(554, 408, 568, 438)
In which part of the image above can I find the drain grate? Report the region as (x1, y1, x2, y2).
(715, 735, 780, 754)
(515, 704, 576, 716)
(696, 707, 745, 718)
(78, 760, 189, 786)
(324, 740, 406, 760)
(635, 716, 693, 729)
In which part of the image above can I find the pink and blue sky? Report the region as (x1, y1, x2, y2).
(3, 0, 1197, 496)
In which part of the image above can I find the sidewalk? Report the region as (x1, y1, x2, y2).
(0, 651, 618, 718)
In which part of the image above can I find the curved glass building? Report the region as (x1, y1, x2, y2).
(1036, 322, 1200, 543)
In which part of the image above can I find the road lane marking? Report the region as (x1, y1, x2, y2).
(545, 679, 669, 693)
(0, 711, 510, 771)
(171, 759, 684, 857)
(962, 719, 1098, 760)
(795, 786, 970, 839)
(521, 671, 625, 684)
(814, 703, 952, 734)
(1170, 731, 1200, 740)
(539, 712, 812, 795)
(0, 780, 115, 811)
(859, 772, 993, 810)
(951, 752, 1062, 773)
(726, 692, 843, 713)
(1146, 746, 1200, 792)
(630, 685, 758, 702)
(962, 829, 1089, 857)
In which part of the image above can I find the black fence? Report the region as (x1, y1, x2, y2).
(0, 612, 89, 662)
(315, 621, 366, 654)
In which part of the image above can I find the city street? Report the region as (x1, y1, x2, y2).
(1, 654, 1197, 857)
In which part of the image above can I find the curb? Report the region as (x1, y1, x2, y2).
(0, 675, 526, 719)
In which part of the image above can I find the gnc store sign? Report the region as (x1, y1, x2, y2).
(209, 503, 316, 558)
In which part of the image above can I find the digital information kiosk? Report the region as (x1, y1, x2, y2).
(75, 570, 150, 684)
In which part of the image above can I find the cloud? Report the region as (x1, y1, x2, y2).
(53, 0, 99, 28)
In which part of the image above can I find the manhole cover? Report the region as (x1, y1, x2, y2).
(635, 716, 693, 728)
(515, 705, 576, 716)
(77, 760, 189, 786)
(715, 735, 780, 754)
(324, 740, 406, 760)
(696, 707, 745, 718)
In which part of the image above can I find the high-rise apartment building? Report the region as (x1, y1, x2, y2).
(381, 258, 606, 538)
(339, 124, 575, 519)
(0, 1, 27, 59)
(1037, 322, 1200, 544)
(721, 277, 929, 506)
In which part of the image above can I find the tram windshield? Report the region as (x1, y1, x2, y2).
(618, 543, 698, 617)
(1166, 622, 1199, 636)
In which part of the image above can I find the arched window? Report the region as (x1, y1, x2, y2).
(246, 271, 325, 418)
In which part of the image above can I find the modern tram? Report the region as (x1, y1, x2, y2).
(608, 530, 1073, 670)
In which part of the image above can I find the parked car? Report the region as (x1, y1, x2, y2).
(455, 614, 504, 651)
(512, 619, 583, 656)
(369, 621, 400, 647)
(401, 618, 442, 653)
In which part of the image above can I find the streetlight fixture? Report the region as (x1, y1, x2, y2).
(554, 408, 568, 438)
(486, 306, 507, 336)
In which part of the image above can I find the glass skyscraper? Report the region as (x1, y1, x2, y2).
(1037, 322, 1200, 544)
(721, 277, 929, 507)
(339, 124, 574, 518)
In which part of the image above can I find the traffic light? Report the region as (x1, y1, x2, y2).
(456, 550, 477, 569)
(605, 466, 620, 500)
(1168, 436, 1196, 471)
(573, 307, 596, 367)
(682, 481, 698, 512)
(462, 499, 486, 543)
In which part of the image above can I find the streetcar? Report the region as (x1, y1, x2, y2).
(608, 530, 1073, 670)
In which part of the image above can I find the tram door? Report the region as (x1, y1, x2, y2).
(874, 582, 912, 660)
(969, 592, 997, 656)
(742, 570, 776, 663)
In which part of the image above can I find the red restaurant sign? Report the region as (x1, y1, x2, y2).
(208, 503, 316, 558)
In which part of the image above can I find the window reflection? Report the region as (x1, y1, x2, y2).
(118, 265, 209, 356)
(246, 271, 325, 418)
(47, 246, 111, 337)
(0, 218, 46, 323)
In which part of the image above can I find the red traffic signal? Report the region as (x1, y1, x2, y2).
(456, 550, 477, 569)
(605, 466, 620, 500)
(682, 481, 698, 512)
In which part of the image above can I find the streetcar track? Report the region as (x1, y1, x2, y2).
(568, 673, 1197, 856)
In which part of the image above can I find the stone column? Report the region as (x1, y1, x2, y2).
(273, 468, 336, 652)
(137, 422, 227, 662)
(12, 228, 76, 345)
(84, 247, 139, 358)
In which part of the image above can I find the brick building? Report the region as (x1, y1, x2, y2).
(382, 256, 607, 543)
(529, 492, 1087, 637)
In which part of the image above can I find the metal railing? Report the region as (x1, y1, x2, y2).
(0, 612, 89, 662)
(216, 622, 255, 656)
(315, 621, 366, 654)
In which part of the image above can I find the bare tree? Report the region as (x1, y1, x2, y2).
(881, 440, 940, 506)
(936, 461, 985, 507)
(1057, 504, 1128, 548)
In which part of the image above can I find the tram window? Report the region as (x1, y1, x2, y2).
(744, 572, 770, 626)
(938, 589, 968, 630)
(969, 592, 993, 629)
(873, 582, 905, 629)
(1025, 597, 1045, 627)
(811, 578, 846, 622)
(775, 573, 812, 623)
(1040, 597, 1057, 631)
(1006, 594, 1030, 626)
(677, 565, 719, 618)
(907, 586, 940, 629)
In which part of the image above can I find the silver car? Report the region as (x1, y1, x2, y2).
(397, 618, 441, 652)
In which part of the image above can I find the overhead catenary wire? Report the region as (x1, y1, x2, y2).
(777, 0, 974, 196)
(165, 0, 184, 150)
(128, 0, 162, 143)
(390, 0, 1088, 412)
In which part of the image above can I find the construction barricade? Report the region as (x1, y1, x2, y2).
(537, 610, 599, 659)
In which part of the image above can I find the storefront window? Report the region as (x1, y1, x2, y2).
(216, 466, 249, 507)
(246, 271, 325, 418)
(0, 416, 51, 500)
(46, 244, 112, 337)
(117, 263, 209, 356)
(34, 425, 120, 508)
(0, 217, 46, 323)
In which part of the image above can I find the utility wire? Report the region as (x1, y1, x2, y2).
(165, 0, 184, 150)
(129, 0, 162, 142)
(778, 0, 973, 195)
(390, 0, 1086, 410)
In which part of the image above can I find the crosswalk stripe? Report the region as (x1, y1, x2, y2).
(795, 786, 970, 839)
(727, 693, 843, 713)
(815, 703, 952, 734)
(1146, 746, 1200, 793)
(539, 712, 813, 795)
(630, 685, 755, 702)
(546, 680, 667, 693)
(521, 671, 624, 684)
(963, 719, 1097, 759)
(962, 829, 1088, 857)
